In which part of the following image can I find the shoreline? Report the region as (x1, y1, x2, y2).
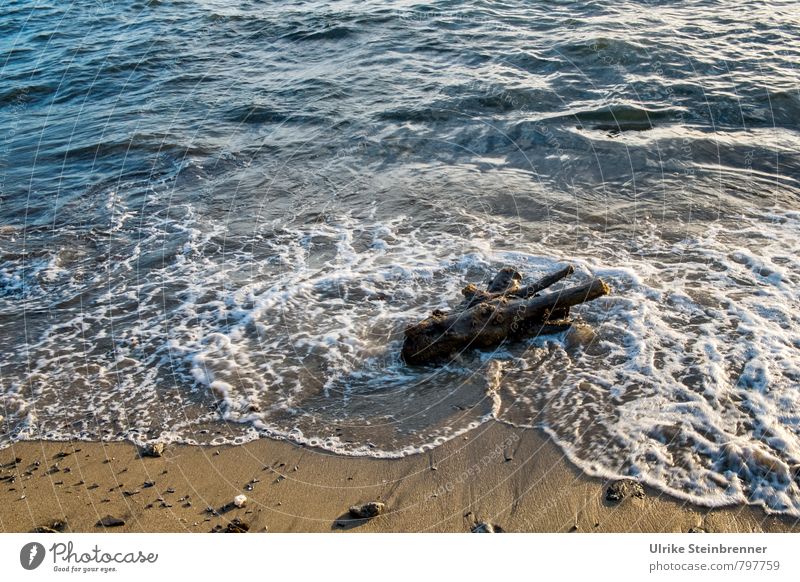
(1, 422, 797, 533)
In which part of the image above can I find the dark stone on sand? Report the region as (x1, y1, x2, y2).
(96, 515, 125, 528)
(349, 501, 385, 519)
(605, 479, 645, 503)
(32, 519, 67, 533)
(211, 518, 250, 533)
(471, 522, 505, 533)
(142, 480, 155, 488)
(141, 442, 166, 458)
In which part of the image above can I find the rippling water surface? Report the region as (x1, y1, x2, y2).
(2, 1, 800, 515)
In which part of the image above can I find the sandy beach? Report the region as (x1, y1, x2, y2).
(1, 422, 796, 533)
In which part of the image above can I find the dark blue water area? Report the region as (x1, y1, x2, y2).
(2, 0, 799, 229)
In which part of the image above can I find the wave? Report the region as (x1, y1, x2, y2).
(224, 104, 328, 125)
(0, 84, 54, 107)
(281, 25, 355, 42)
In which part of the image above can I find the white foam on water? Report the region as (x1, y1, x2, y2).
(0, 200, 510, 457)
(2, 196, 800, 516)
(492, 210, 800, 516)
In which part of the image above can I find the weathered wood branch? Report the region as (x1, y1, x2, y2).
(459, 264, 575, 310)
(402, 268, 609, 365)
(486, 267, 522, 293)
(510, 263, 575, 298)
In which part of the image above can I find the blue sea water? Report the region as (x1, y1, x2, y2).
(1, 0, 800, 515)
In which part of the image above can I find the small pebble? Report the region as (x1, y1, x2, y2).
(143, 442, 165, 458)
(96, 515, 125, 527)
(349, 501, 385, 519)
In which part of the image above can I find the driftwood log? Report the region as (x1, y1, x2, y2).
(402, 265, 610, 365)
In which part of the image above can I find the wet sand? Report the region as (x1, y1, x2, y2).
(1, 422, 797, 533)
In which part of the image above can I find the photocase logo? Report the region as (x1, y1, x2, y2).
(20, 542, 46, 570)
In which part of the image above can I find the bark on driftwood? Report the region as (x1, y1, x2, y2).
(402, 265, 610, 365)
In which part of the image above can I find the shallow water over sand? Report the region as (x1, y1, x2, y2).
(1, 1, 800, 515)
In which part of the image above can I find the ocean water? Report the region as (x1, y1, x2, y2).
(2, 1, 800, 516)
